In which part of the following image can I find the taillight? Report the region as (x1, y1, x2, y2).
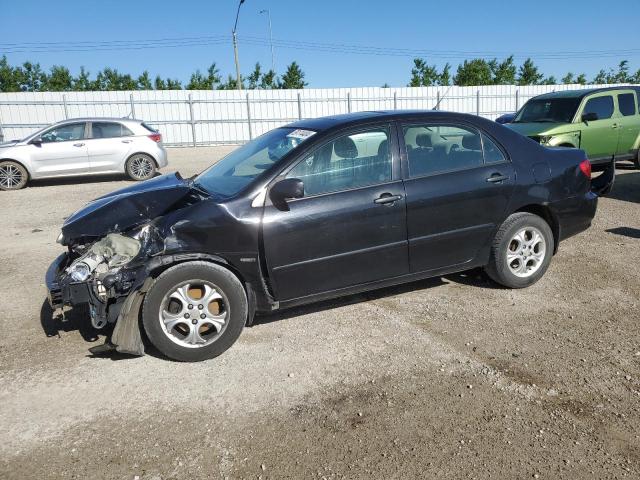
(148, 133, 162, 143)
(579, 159, 591, 178)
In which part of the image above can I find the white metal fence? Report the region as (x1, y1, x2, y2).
(0, 84, 628, 146)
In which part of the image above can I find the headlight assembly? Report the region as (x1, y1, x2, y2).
(69, 262, 91, 282)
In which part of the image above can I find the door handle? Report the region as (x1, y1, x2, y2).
(121, 139, 133, 143)
(374, 193, 403, 205)
(486, 174, 509, 183)
(612, 124, 619, 129)
(73, 143, 85, 147)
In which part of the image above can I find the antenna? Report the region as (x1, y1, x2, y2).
(432, 85, 453, 110)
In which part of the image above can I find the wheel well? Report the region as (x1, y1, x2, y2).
(558, 143, 576, 148)
(0, 158, 31, 180)
(513, 204, 559, 253)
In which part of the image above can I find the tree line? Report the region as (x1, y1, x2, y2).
(408, 57, 640, 87)
(0, 56, 308, 92)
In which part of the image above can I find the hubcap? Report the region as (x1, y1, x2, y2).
(130, 156, 153, 179)
(0, 164, 23, 189)
(506, 227, 546, 278)
(159, 282, 228, 349)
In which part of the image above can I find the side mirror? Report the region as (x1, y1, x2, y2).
(582, 112, 598, 123)
(269, 178, 304, 210)
(30, 136, 43, 146)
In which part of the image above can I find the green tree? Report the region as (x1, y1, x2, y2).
(73, 67, 92, 91)
(260, 69, 278, 89)
(409, 58, 440, 86)
(45, 65, 73, 91)
(165, 78, 182, 90)
(576, 73, 587, 85)
(592, 69, 607, 84)
(542, 75, 557, 85)
(187, 63, 221, 90)
(454, 59, 493, 86)
(18, 62, 47, 91)
(491, 56, 516, 84)
(247, 63, 262, 90)
(0, 56, 21, 92)
(439, 63, 452, 86)
(217, 74, 242, 90)
(137, 71, 153, 90)
(517, 58, 543, 85)
(154, 75, 166, 90)
(279, 62, 307, 89)
(562, 72, 575, 84)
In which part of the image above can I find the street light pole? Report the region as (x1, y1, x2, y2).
(232, 0, 245, 91)
(259, 9, 275, 72)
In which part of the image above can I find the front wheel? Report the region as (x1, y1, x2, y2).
(0, 160, 28, 190)
(484, 212, 554, 289)
(142, 262, 248, 362)
(126, 153, 157, 181)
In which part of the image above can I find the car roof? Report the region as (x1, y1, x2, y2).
(54, 117, 143, 125)
(533, 86, 638, 101)
(285, 110, 483, 131)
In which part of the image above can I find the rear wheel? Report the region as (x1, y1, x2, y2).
(0, 160, 28, 191)
(142, 262, 247, 362)
(126, 153, 156, 181)
(485, 212, 554, 289)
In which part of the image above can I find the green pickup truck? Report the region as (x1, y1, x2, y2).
(507, 86, 640, 169)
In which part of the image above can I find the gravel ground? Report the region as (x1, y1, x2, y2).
(0, 147, 639, 479)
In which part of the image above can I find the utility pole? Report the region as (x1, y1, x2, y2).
(260, 9, 275, 72)
(232, 0, 245, 91)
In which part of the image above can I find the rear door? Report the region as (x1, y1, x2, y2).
(28, 122, 89, 177)
(86, 121, 135, 172)
(400, 122, 515, 273)
(614, 91, 639, 157)
(577, 93, 619, 160)
(261, 124, 409, 301)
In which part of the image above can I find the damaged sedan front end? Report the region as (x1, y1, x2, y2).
(46, 172, 209, 355)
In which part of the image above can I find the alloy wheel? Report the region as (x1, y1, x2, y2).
(506, 227, 546, 278)
(129, 155, 154, 180)
(0, 164, 24, 189)
(158, 281, 229, 349)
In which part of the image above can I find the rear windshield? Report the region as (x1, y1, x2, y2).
(514, 98, 580, 124)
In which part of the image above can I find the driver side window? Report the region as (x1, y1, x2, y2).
(287, 127, 392, 196)
(41, 123, 86, 143)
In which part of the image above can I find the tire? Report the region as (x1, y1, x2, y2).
(0, 160, 28, 191)
(142, 261, 247, 362)
(484, 212, 554, 289)
(125, 153, 157, 181)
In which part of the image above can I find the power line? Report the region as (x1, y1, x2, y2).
(2, 34, 640, 61)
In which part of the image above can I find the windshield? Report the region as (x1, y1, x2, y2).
(514, 97, 580, 124)
(194, 127, 316, 197)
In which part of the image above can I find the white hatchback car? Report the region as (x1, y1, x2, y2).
(0, 118, 168, 190)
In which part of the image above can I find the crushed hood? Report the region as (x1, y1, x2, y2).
(61, 173, 204, 245)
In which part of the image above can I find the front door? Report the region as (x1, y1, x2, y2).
(578, 93, 619, 160)
(262, 124, 409, 301)
(400, 122, 515, 273)
(28, 122, 89, 177)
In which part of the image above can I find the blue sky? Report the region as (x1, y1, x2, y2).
(2, 0, 639, 87)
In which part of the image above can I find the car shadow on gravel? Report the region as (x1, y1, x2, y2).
(254, 269, 498, 326)
(605, 170, 639, 204)
(40, 299, 102, 343)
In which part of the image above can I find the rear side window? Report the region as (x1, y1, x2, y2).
(91, 122, 133, 139)
(482, 134, 507, 164)
(583, 96, 614, 120)
(403, 124, 484, 177)
(618, 93, 636, 116)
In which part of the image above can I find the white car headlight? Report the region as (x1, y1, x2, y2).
(69, 262, 91, 282)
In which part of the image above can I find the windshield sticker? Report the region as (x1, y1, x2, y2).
(287, 129, 316, 141)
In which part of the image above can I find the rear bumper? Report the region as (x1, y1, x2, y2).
(154, 145, 168, 168)
(555, 191, 598, 242)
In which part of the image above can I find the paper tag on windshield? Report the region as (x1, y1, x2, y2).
(287, 129, 316, 141)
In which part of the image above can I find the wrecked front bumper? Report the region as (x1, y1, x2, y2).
(46, 251, 149, 355)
